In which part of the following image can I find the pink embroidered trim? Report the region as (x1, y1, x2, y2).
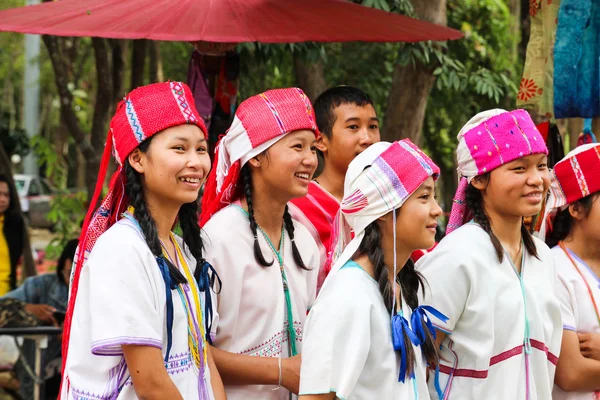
(439, 339, 557, 379)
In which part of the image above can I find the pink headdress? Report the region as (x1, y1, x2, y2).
(535, 143, 600, 239)
(62, 82, 206, 390)
(200, 87, 319, 226)
(446, 109, 548, 234)
(329, 139, 440, 273)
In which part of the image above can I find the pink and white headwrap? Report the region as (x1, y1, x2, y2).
(446, 109, 548, 234)
(200, 87, 319, 226)
(329, 139, 440, 273)
(535, 143, 600, 239)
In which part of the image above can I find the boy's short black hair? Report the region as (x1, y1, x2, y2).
(314, 86, 375, 139)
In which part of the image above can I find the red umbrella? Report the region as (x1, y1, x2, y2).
(0, 0, 462, 43)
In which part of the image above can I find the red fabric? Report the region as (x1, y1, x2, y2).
(61, 82, 206, 396)
(200, 88, 319, 226)
(290, 182, 340, 287)
(536, 121, 550, 142)
(0, 0, 463, 43)
(553, 145, 600, 204)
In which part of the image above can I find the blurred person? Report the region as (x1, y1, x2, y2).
(1, 238, 77, 399)
(0, 174, 25, 296)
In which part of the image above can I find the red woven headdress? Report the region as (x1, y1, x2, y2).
(61, 82, 206, 390)
(200, 87, 319, 226)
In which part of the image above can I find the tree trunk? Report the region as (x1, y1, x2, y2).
(0, 143, 36, 278)
(148, 41, 164, 83)
(43, 35, 114, 205)
(111, 40, 127, 105)
(294, 57, 327, 102)
(131, 39, 148, 90)
(383, 0, 448, 146)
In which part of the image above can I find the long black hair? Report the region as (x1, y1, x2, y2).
(546, 192, 599, 248)
(240, 164, 309, 270)
(123, 136, 214, 287)
(357, 214, 439, 380)
(465, 174, 539, 262)
(0, 174, 20, 216)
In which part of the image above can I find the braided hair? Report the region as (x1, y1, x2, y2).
(465, 174, 539, 262)
(241, 164, 309, 270)
(357, 216, 439, 380)
(123, 136, 217, 288)
(546, 192, 599, 248)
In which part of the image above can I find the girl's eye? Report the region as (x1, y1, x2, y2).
(310, 146, 317, 152)
(538, 163, 548, 169)
(420, 194, 430, 200)
(293, 143, 303, 149)
(173, 146, 185, 151)
(197, 147, 207, 153)
(347, 125, 359, 130)
(369, 125, 379, 130)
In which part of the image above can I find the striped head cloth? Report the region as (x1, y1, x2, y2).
(535, 143, 600, 239)
(200, 87, 319, 226)
(329, 139, 440, 273)
(62, 82, 206, 384)
(447, 109, 548, 234)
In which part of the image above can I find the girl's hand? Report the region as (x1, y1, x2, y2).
(282, 354, 302, 394)
(579, 332, 600, 361)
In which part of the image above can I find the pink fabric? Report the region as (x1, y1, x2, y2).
(200, 87, 319, 226)
(63, 82, 206, 389)
(461, 109, 547, 175)
(447, 109, 548, 235)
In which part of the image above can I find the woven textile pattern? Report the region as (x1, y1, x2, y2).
(554, 144, 600, 204)
(110, 82, 206, 165)
(462, 109, 548, 175)
(236, 88, 319, 149)
(331, 140, 440, 272)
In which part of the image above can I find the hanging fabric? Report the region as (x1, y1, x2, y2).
(554, 0, 600, 118)
(518, 0, 561, 118)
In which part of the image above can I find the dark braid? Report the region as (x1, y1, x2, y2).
(398, 258, 440, 370)
(124, 154, 186, 285)
(283, 205, 310, 270)
(546, 193, 599, 248)
(359, 222, 393, 313)
(357, 221, 439, 378)
(242, 165, 274, 267)
(466, 177, 540, 262)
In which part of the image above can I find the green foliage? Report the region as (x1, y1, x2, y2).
(423, 0, 520, 174)
(45, 190, 86, 259)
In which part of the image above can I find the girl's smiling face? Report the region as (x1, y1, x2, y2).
(130, 124, 211, 207)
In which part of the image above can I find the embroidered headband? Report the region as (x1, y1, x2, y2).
(535, 143, 600, 239)
(447, 109, 548, 234)
(329, 139, 440, 273)
(62, 82, 206, 385)
(200, 87, 319, 226)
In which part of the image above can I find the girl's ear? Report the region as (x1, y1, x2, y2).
(470, 175, 489, 191)
(568, 202, 585, 221)
(315, 135, 328, 153)
(128, 149, 145, 174)
(247, 156, 261, 169)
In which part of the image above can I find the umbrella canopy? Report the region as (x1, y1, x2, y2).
(0, 0, 462, 43)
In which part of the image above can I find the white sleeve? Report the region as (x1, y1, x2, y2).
(299, 271, 371, 398)
(555, 269, 577, 331)
(417, 243, 472, 334)
(87, 231, 163, 356)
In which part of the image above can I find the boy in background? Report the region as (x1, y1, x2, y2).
(290, 86, 380, 291)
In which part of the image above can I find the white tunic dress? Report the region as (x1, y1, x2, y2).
(62, 218, 216, 400)
(417, 224, 562, 400)
(552, 245, 600, 400)
(203, 204, 319, 400)
(299, 261, 431, 400)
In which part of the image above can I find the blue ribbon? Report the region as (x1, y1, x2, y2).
(195, 260, 221, 345)
(156, 256, 176, 362)
(410, 305, 449, 345)
(391, 313, 420, 382)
